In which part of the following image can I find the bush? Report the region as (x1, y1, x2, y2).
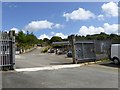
(41, 48, 48, 53)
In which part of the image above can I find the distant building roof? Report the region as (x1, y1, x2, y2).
(52, 41, 70, 45)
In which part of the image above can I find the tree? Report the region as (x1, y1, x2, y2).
(16, 31, 26, 44)
(38, 39, 44, 44)
(26, 32, 38, 45)
(42, 38, 50, 45)
(43, 38, 49, 42)
(16, 31, 38, 49)
(68, 32, 120, 42)
(110, 34, 120, 43)
(50, 36, 62, 43)
(97, 32, 109, 40)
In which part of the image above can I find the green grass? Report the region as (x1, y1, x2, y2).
(96, 58, 110, 64)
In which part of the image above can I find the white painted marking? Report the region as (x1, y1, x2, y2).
(15, 61, 105, 72)
(15, 64, 82, 72)
(38, 53, 46, 55)
(15, 55, 25, 59)
(50, 53, 55, 56)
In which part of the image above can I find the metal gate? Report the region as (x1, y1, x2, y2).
(74, 41, 96, 63)
(68, 35, 111, 64)
(0, 31, 15, 70)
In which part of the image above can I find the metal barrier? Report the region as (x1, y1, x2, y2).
(0, 31, 15, 70)
(74, 41, 96, 60)
(68, 35, 111, 64)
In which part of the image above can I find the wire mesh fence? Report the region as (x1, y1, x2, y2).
(94, 40, 112, 60)
(74, 41, 96, 61)
(68, 35, 112, 63)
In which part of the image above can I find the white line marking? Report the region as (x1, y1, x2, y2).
(15, 55, 25, 59)
(15, 61, 105, 72)
(15, 64, 82, 72)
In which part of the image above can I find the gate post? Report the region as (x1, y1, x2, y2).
(9, 31, 15, 70)
(0, 32, 1, 70)
(68, 35, 77, 64)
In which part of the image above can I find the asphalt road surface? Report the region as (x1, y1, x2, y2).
(2, 47, 119, 88)
(15, 47, 73, 68)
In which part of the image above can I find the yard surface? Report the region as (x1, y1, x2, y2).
(2, 47, 119, 88)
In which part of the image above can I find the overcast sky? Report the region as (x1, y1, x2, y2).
(2, 2, 119, 39)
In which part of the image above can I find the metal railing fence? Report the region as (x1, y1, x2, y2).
(0, 31, 15, 70)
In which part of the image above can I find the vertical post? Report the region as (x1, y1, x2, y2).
(0, 32, 1, 70)
(93, 40, 96, 60)
(82, 42, 84, 60)
(69, 35, 77, 64)
(12, 31, 15, 69)
(9, 31, 15, 70)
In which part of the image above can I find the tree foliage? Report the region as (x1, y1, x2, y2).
(72, 32, 120, 43)
(16, 31, 40, 49)
(50, 36, 62, 43)
(16, 31, 120, 50)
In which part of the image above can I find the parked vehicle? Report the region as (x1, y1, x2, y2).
(37, 44, 42, 47)
(15, 48, 20, 55)
(111, 44, 120, 64)
(57, 49, 63, 55)
(67, 51, 72, 57)
(48, 48, 54, 53)
(15, 51, 20, 55)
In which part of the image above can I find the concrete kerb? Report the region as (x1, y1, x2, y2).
(80, 60, 102, 66)
(14, 61, 103, 72)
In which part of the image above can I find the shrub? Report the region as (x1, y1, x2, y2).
(41, 48, 48, 53)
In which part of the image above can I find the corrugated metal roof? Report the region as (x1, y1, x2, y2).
(52, 41, 70, 45)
